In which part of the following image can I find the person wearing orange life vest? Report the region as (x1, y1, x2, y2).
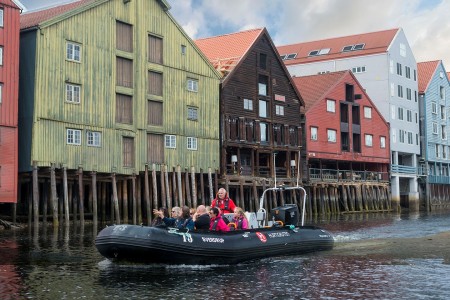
(211, 188, 236, 214)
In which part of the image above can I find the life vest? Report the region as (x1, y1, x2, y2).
(235, 218, 244, 229)
(211, 217, 221, 231)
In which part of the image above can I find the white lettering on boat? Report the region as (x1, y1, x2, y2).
(112, 225, 127, 233)
(201, 237, 225, 243)
(319, 235, 331, 238)
(268, 231, 290, 238)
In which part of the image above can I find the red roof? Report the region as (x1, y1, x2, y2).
(277, 28, 399, 66)
(20, 0, 95, 30)
(417, 60, 440, 94)
(195, 28, 264, 74)
(291, 71, 348, 112)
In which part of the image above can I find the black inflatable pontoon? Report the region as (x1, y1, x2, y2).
(95, 186, 334, 265)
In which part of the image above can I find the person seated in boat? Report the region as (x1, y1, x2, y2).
(231, 207, 249, 230)
(151, 207, 168, 227)
(209, 207, 229, 232)
(180, 206, 195, 230)
(192, 205, 210, 231)
(211, 188, 236, 214)
(153, 206, 194, 230)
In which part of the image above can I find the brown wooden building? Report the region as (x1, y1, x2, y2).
(195, 28, 304, 198)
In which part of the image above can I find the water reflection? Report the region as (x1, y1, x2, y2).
(0, 211, 449, 299)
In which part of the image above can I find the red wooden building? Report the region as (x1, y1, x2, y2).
(292, 71, 390, 182)
(0, 0, 20, 203)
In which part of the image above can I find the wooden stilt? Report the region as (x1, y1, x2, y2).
(136, 175, 142, 224)
(152, 164, 158, 213)
(63, 167, 70, 224)
(101, 182, 106, 223)
(208, 167, 213, 202)
(112, 173, 120, 224)
(42, 179, 48, 222)
(160, 164, 166, 208)
(214, 169, 219, 195)
(32, 162, 39, 225)
(50, 164, 59, 226)
(165, 165, 171, 210)
(239, 179, 245, 211)
(144, 165, 151, 225)
(191, 166, 197, 209)
(132, 174, 136, 225)
(172, 168, 178, 207)
(78, 167, 84, 224)
(177, 165, 183, 206)
(200, 168, 205, 205)
(122, 179, 128, 224)
(92, 172, 98, 225)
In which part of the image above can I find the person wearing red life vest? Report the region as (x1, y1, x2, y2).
(209, 207, 229, 232)
(211, 188, 236, 214)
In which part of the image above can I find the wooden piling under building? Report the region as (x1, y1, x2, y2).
(14, 166, 393, 226)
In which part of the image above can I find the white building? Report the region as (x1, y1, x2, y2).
(277, 28, 420, 210)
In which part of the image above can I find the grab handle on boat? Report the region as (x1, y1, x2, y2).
(274, 220, 284, 227)
(228, 223, 237, 231)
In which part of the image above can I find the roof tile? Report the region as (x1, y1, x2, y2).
(417, 60, 440, 93)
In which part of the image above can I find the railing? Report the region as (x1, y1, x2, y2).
(390, 164, 417, 175)
(309, 168, 389, 182)
(428, 175, 450, 184)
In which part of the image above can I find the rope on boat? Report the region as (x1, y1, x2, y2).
(167, 228, 193, 243)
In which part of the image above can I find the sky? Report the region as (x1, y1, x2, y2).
(17, 0, 450, 70)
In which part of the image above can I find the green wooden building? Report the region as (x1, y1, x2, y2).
(19, 0, 221, 175)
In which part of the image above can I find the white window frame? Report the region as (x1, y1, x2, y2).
(187, 78, 198, 92)
(364, 106, 372, 119)
(260, 122, 268, 142)
(0, 83, 2, 104)
(66, 42, 81, 62)
(432, 122, 438, 134)
(187, 137, 198, 150)
(187, 107, 198, 121)
(441, 105, 446, 120)
(391, 105, 396, 120)
(432, 102, 437, 114)
(398, 107, 404, 120)
(399, 129, 405, 143)
(442, 125, 447, 140)
(407, 110, 412, 122)
(0, 8, 3, 27)
(243, 98, 253, 110)
(407, 132, 413, 145)
(66, 83, 81, 103)
(165, 135, 176, 148)
(327, 129, 336, 142)
(275, 105, 284, 116)
(326, 99, 335, 113)
(0, 46, 3, 66)
(181, 45, 186, 55)
(87, 131, 101, 147)
(380, 136, 386, 148)
(67, 129, 81, 145)
(400, 43, 406, 57)
(365, 134, 373, 147)
(258, 82, 267, 96)
(259, 100, 268, 118)
(439, 86, 445, 100)
(352, 66, 366, 73)
(310, 127, 318, 141)
(436, 144, 440, 158)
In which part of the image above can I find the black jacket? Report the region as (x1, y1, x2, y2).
(194, 214, 210, 231)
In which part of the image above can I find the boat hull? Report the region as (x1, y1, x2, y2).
(95, 224, 334, 265)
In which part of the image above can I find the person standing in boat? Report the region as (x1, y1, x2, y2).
(231, 207, 249, 230)
(211, 188, 236, 214)
(209, 207, 229, 232)
(192, 205, 210, 231)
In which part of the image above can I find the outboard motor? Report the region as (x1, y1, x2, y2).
(270, 204, 299, 226)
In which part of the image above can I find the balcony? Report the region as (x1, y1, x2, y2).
(390, 164, 417, 175)
(309, 168, 389, 183)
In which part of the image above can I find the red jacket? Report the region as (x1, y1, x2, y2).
(211, 195, 236, 214)
(209, 215, 230, 232)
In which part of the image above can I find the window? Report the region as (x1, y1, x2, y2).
(364, 107, 372, 119)
(187, 78, 198, 92)
(310, 127, 318, 141)
(243, 98, 253, 110)
(327, 129, 336, 142)
(440, 86, 445, 99)
(0, 83, 2, 104)
(259, 100, 268, 118)
(123, 137, 135, 167)
(432, 102, 437, 114)
(116, 21, 133, 52)
(259, 53, 267, 70)
(66, 42, 81, 62)
(396, 63, 402, 76)
(432, 122, 438, 134)
(399, 129, 405, 143)
(275, 105, 284, 116)
(397, 85, 403, 98)
(187, 107, 198, 121)
(442, 125, 447, 140)
(67, 129, 81, 145)
(406, 110, 412, 122)
(398, 107, 404, 120)
(407, 132, 413, 144)
(352, 66, 366, 73)
(406, 88, 411, 100)
(258, 75, 268, 96)
(436, 144, 440, 158)
(285, 53, 297, 60)
(116, 93, 133, 124)
(181, 45, 186, 55)
(148, 71, 163, 96)
(0, 8, 3, 27)
(380, 136, 386, 148)
(66, 83, 81, 103)
(147, 134, 164, 163)
(391, 105, 396, 119)
(148, 34, 163, 64)
(365, 134, 373, 147)
(0, 46, 2, 65)
(165, 135, 176, 148)
(260, 122, 268, 142)
(400, 43, 406, 57)
(87, 131, 101, 147)
(441, 105, 446, 120)
(116, 57, 133, 88)
(187, 137, 198, 150)
(444, 146, 447, 159)
(405, 66, 411, 79)
(148, 101, 163, 125)
(326, 99, 335, 112)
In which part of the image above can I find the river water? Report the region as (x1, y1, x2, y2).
(1, 211, 450, 300)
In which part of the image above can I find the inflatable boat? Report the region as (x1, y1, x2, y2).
(95, 186, 334, 265)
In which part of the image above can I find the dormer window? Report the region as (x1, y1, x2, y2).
(353, 43, 365, 50)
(342, 44, 365, 52)
(308, 48, 330, 56)
(281, 53, 297, 60)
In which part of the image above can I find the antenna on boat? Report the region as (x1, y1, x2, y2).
(296, 150, 300, 187)
(273, 152, 278, 189)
